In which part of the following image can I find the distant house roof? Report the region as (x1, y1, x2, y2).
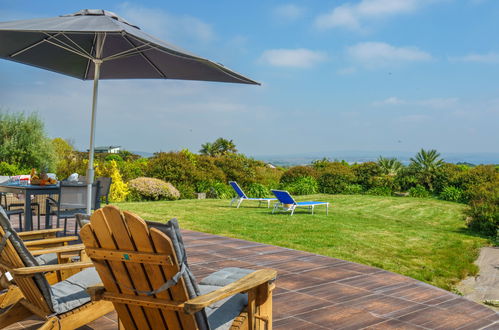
(90, 146, 121, 153)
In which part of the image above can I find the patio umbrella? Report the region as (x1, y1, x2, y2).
(0, 9, 259, 215)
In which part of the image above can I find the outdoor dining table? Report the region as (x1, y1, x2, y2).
(0, 182, 59, 231)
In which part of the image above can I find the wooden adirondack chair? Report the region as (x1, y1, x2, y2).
(81, 205, 277, 329)
(0, 227, 83, 309)
(0, 207, 114, 329)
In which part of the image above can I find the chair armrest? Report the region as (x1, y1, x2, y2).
(30, 243, 85, 256)
(18, 228, 63, 240)
(184, 269, 277, 314)
(25, 236, 79, 248)
(10, 261, 94, 276)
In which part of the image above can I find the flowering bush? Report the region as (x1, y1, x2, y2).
(128, 177, 180, 201)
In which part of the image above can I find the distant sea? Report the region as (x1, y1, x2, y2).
(253, 151, 499, 167)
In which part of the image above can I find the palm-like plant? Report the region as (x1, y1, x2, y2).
(199, 138, 237, 157)
(199, 142, 216, 156)
(410, 149, 444, 171)
(378, 157, 403, 176)
(213, 137, 237, 155)
(410, 149, 444, 191)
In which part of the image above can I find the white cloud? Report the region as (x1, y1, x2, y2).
(373, 97, 406, 106)
(273, 4, 306, 21)
(347, 42, 432, 68)
(117, 2, 215, 44)
(259, 49, 327, 68)
(451, 52, 499, 64)
(315, 0, 436, 30)
(373, 97, 459, 109)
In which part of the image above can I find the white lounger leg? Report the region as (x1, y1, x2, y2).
(230, 198, 237, 206)
(326, 203, 329, 215)
(237, 199, 243, 208)
(311, 205, 314, 215)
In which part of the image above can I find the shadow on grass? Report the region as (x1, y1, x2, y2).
(454, 227, 497, 245)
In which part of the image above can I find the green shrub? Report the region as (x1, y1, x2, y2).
(207, 182, 234, 199)
(395, 167, 419, 191)
(245, 183, 271, 198)
(353, 162, 382, 190)
(0, 162, 25, 175)
(195, 180, 213, 193)
(255, 166, 283, 188)
(280, 166, 317, 185)
(176, 183, 196, 199)
(105, 154, 123, 162)
(465, 182, 499, 237)
(439, 186, 464, 203)
(286, 176, 318, 195)
(213, 154, 261, 186)
(128, 177, 180, 201)
(146, 152, 200, 187)
(366, 186, 392, 196)
(343, 184, 364, 195)
(318, 163, 356, 194)
(119, 159, 148, 182)
(433, 163, 466, 193)
(409, 185, 430, 198)
(0, 112, 56, 171)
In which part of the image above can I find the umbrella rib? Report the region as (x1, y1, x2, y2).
(43, 38, 93, 60)
(122, 35, 166, 78)
(83, 33, 97, 79)
(102, 43, 153, 61)
(61, 33, 93, 58)
(9, 32, 65, 57)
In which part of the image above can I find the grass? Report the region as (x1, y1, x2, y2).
(116, 194, 490, 291)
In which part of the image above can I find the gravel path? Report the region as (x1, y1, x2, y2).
(457, 247, 499, 312)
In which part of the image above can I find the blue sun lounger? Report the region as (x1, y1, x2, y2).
(229, 181, 277, 208)
(271, 190, 329, 216)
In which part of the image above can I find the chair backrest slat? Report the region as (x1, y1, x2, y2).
(271, 190, 296, 205)
(229, 181, 247, 198)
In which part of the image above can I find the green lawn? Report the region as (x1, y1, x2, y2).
(116, 194, 490, 291)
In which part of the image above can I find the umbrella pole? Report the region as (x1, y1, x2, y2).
(86, 59, 101, 214)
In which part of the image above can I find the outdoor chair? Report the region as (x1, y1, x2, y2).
(0, 206, 114, 329)
(271, 190, 329, 216)
(79, 176, 112, 204)
(0, 224, 82, 309)
(81, 205, 277, 329)
(46, 181, 101, 235)
(229, 181, 277, 208)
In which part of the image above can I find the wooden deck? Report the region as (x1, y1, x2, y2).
(5, 225, 499, 329)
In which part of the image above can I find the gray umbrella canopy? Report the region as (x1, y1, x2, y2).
(0, 9, 259, 217)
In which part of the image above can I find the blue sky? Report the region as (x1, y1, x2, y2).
(1, 0, 499, 157)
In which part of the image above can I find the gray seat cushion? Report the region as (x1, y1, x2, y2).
(199, 268, 253, 329)
(34, 253, 58, 266)
(49, 267, 101, 314)
(199, 267, 254, 287)
(199, 284, 248, 330)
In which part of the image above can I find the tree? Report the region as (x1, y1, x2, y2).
(378, 157, 403, 176)
(199, 142, 216, 156)
(410, 149, 444, 191)
(0, 112, 55, 171)
(199, 138, 237, 156)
